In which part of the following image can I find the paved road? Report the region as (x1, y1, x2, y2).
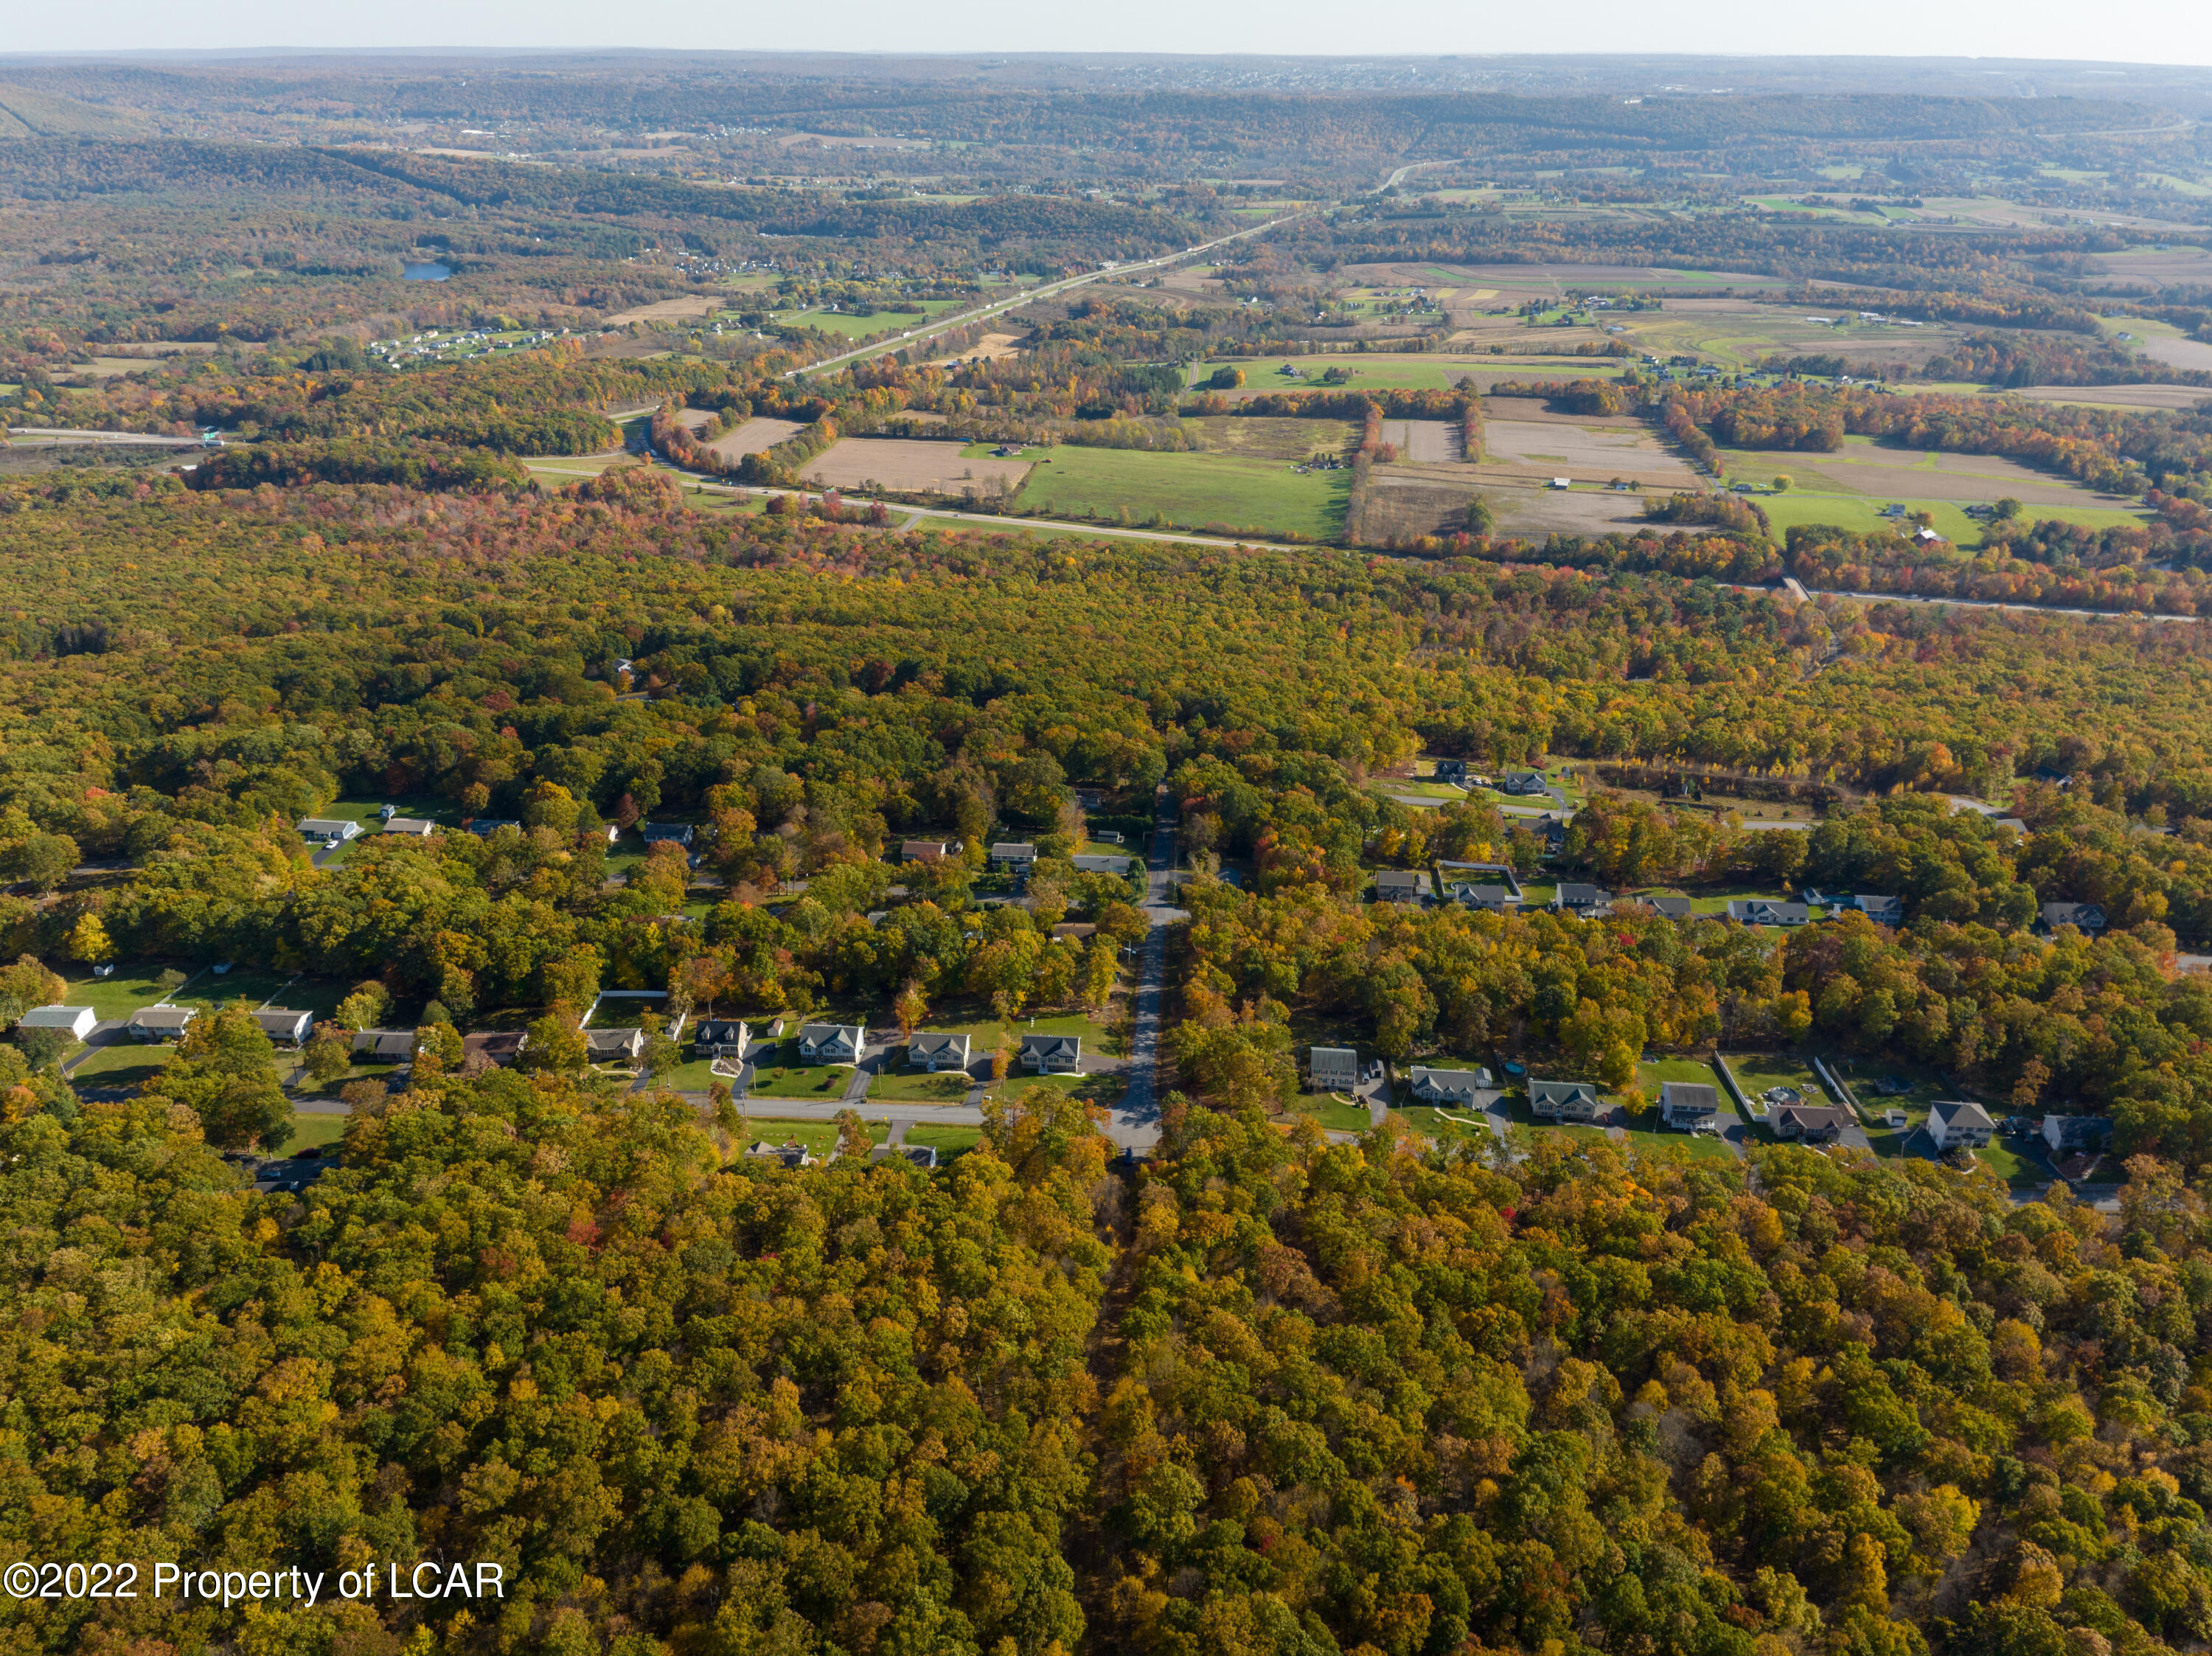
(1802, 583, 2201, 625)
(787, 211, 1315, 380)
(1107, 787, 1183, 1153)
(7, 425, 212, 448)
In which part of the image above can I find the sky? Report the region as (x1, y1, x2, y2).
(4, 0, 2209, 66)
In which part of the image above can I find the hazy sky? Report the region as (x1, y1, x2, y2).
(5, 0, 2209, 66)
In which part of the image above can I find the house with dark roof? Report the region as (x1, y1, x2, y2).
(1374, 869, 1424, 904)
(1855, 895, 1905, 925)
(1728, 899, 1810, 927)
(989, 842, 1037, 868)
(2041, 902, 2107, 934)
(351, 1029, 417, 1062)
(462, 1029, 529, 1067)
(1660, 1081, 1720, 1128)
(1929, 1100, 1995, 1151)
(799, 1023, 866, 1065)
(692, 1018, 751, 1058)
(1432, 759, 1470, 786)
(253, 1009, 313, 1046)
(1071, 854, 1134, 876)
(747, 1140, 815, 1169)
(909, 1031, 971, 1072)
(1453, 883, 1515, 912)
(1020, 1032, 1082, 1074)
(1499, 770, 1550, 796)
(467, 819, 522, 838)
(1769, 1103, 1849, 1142)
(1531, 1078, 1602, 1122)
(1645, 895, 1694, 920)
(641, 823, 695, 847)
(585, 1027, 645, 1062)
(871, 1144, 940, 1169)
(1553, 883, 1611, 917)
(130, 1004, 198, 1043)
(1309, 1046, 1359, 1093)
(2043, 1115, 2114, 1156)
(1410, 1067, 1490, 1107)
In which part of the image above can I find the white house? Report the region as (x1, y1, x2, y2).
(1928, 1100, 1995, 1151)
(1531, 1079, 1603, 1122)
(1310, 1046, 1360, 1093)
(383, 817, 438, 836)
(296, 817, 362, 847)
(20, 1005, 96, 1041)
(799, 1023, 865, 1065)
(129, 1004, 197, 1042)
(909, 1031, 971, 1072)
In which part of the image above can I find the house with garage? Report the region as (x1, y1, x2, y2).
(352, 1029, 418, 1062)
(2041, 902, 2107, 934)
(130, 1004, 198, 1043)
(1728, 899, 1811, 927)
(1928, 1100, 1996, 1152)
(1374, 869, 1424, 904)
(989, 842, 1037, 869)
(1453, 883, 1515, 912)
(1660, 1081, 1721, 1128)
(1071, 854, 1133, 877)
(467, 819, 521, 838)
(1645, 895, 1694, 920)
(1410, 1066, 1490, 1107)
(1531, 1078, 1603, 1122)
(900, 841, 955, 863)
(1433, 759, 1470, 786)
(296, 817, 361, 848)
(585, 1027, 645, 1063)
(2044, 1115, 2115, 1157)
(1498, 770, 1550, 797)
(383, 817, 438, 837)
(909, 1031, 972, 1072)
(1552, 883, 1611, 917)
(1855, 895, 1905, 925)
(871, 1144, 940, 1169)
(1020, 1032, 1082, 1074)
(20, 1005, 96, 1042)
(1769, 1103, 1849, 1143)
(252, 1009, 314, 1046)
(799, 1023, 866, 1065)
(641, 823, 695, 848)
(692, 1018, 751, 1059)
(1309, 1046, 1360, 1093)
(462, 1030, 529, 1067)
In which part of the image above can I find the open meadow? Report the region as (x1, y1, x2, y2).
(1012, 444, 1351, 539)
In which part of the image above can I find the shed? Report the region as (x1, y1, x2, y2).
(19, 1005, 96, 1041)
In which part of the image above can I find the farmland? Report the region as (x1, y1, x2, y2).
(1012, 443, 1351, 539)
(799, 437, 1033, 496)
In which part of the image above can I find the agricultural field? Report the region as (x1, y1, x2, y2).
(1199, 355, 1627, 394)
(1180, 414, 1358, 460)
(700, 415, 804, 461)
(2014, 384, 2212, 412)
(799, 437, 1032, 496)
(1012, 444, 1351, 540)
(1478, 414, 1697, 484)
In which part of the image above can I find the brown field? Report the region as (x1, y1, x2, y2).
(705, 416, 804, 461)
(1184, 415, 1356, 460)
(2144, 336, 2212, 373)
(928, 332, 1025, 366)
(600, 295, 717, 327)
(1363, 468, 1666, 540)
(1479, 418, 1697, 485)
(2087, 248, 2212, 290)
(1379, 419, 1461, 462)
(801, 439, 1032, 495)
(2014, 384, 2212, 412)
(1771, 444, 2137, 507)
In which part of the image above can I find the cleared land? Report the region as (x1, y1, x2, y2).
(801, 438, 1032, 495)
(601, 296, 717, 327)
(1202, 355, 1627, 394)
(1182, 414, 1357, 459)
(703, 416, 804, 461)
(1379, 419, 1461, 462)
(2014, 384, 2212, 412)
(1481, 417, 1696, 484)
(1012, 445, 1350, 540)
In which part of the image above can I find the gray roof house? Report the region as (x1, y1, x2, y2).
(296, 817, 361, 846)
(1410, 1066, 1489, 1107)
(1856, 895, 1905, 925)
(1374, 869, 1424, 904)
(466, 819, 522, 838)
(1728, 899, 1810, 927)
(383, 817, 439, 837)
(352, 1029, 418, 1062)
(692, 1018, 750, 1057)
(1646, 895, 1694, 920)
(585, 1027, 646, 1062)
(1433, 759, 1470, 785)
(1660, 1081, 1720, 1127)
(989, 842, 1037, 867)
(1769, 1103, 1849, 1142)
(21, 1004, 97, 1040)
(1531, 1078, 1603, 1121)
(1071, 855, 1134, 876)
(2044, 1115, 2115, 1155)
(130, 1004, 198, 1042)
(252, 1009, 314, 1046)
(641, 823, 695, 847)
(1454, 883, 1515, 912)
(1020, 1032, 1082, 1074)
(1928, 1100, 1996, 1150)
(799, 1023, 866, 1065)
(1309, 1046, 1360, 1093)
(871, 1144, 940, 1169)
(2042, 902, 2107, 934)
(909, 1031, 972, 1072)
(1499, 770, 1550, 796)
(462, 1030, 529, 1067)
(1553, 883, 1611, 916)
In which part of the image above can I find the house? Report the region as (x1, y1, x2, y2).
(1499, 770, 1550, 796)
(747, 1140, 815, 1169)
(2041, 902, 2107, 934)
(1660, 1081, 1721, 1128)
(1072, 854, 1134, 876)
(1410, 1066, 1491, 1107)
(1531, 1079, 1603, 1122)
(641, 823, 695, 848)
(990, 842, 1037, 868)
(1455, 883, 1515, 912)
(2044, 1115, 2115, 1156)
(799, 1023, 866, 1065)
(1094, 830, 1124, 843)
(383, 817, 438, 836)
(585, 1027, 645, 1062)
(901, 841, 954, 863)
(1374, 869, 1424, 904)
(462, 1029, 529, 1067)
(1768, 1103, 1850, 1143)
(352, 1029, 418, 1062)
(1728, 899, 1811, 927)
(1646, 895, 1694, 920)
(1020, 1032, 1082, 1074)
(19, 1005, 96, 1041)
(1310, 1046, 1360, 1093)
(871, 1144, 940, 1169)
(129, 1004, 197, 1042)
(692, 1018, 751, 1058)
(1928, 1100, 1996, 1151)
(1855, 895, 1905, 925)
(467, 819, 521, 838)
(1433, 759, 1470, 786)
(909, 1031, 972, 1072)
(1553, 883, 1610, 917)
(296, 817, 361, 847)
(252, 1009, 313, 1046)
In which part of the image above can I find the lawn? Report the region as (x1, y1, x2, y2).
(1723, 1054, 1833, 1117)
(739, 1118, 886, 1158)
(1498, 1089, 1736, 1160)
(1290, 1095, 1374, 1133)
(905, 1124, 984, 1162)
(1009, 445, 1350, 542)
(741, 1043, 855, 1101)
(652, 1057, 735, 1093)
(987, 1072, 1127, 1109)
(1638, 1056, 1725, 1094)
(1391, 1103, 1490, 1144)
(1759, 493, 2146, 546)
(291, 1059, 407, 1098)
(52, 963, 202, 1023)
(286, 1113, 348, 1152)
(866, 1066, 979, 1102)
(68, 1043, 173, 1088)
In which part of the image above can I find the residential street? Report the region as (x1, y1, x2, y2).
(1105, 787, 1182, 1153)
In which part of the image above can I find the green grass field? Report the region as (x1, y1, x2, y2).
(1758, 493, 2147, 545)
(865, 1066, 978, 1102)
(1290, 1096, 1374, 1133)
(69, 1043, 173, 1088)
(1197, 355, 1626, 392)
(739, 1118, 885, 1158)
(1011, 445, 1349, 540)
(905, 1124, 984, 1162)
(1724, 1055, 1832, 1117)
(287, 1113, 348, 1152)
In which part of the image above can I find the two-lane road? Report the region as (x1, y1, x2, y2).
(1107, 787, 1183, 1153)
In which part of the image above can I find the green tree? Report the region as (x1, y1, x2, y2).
(152, 1004, 291, 1152)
